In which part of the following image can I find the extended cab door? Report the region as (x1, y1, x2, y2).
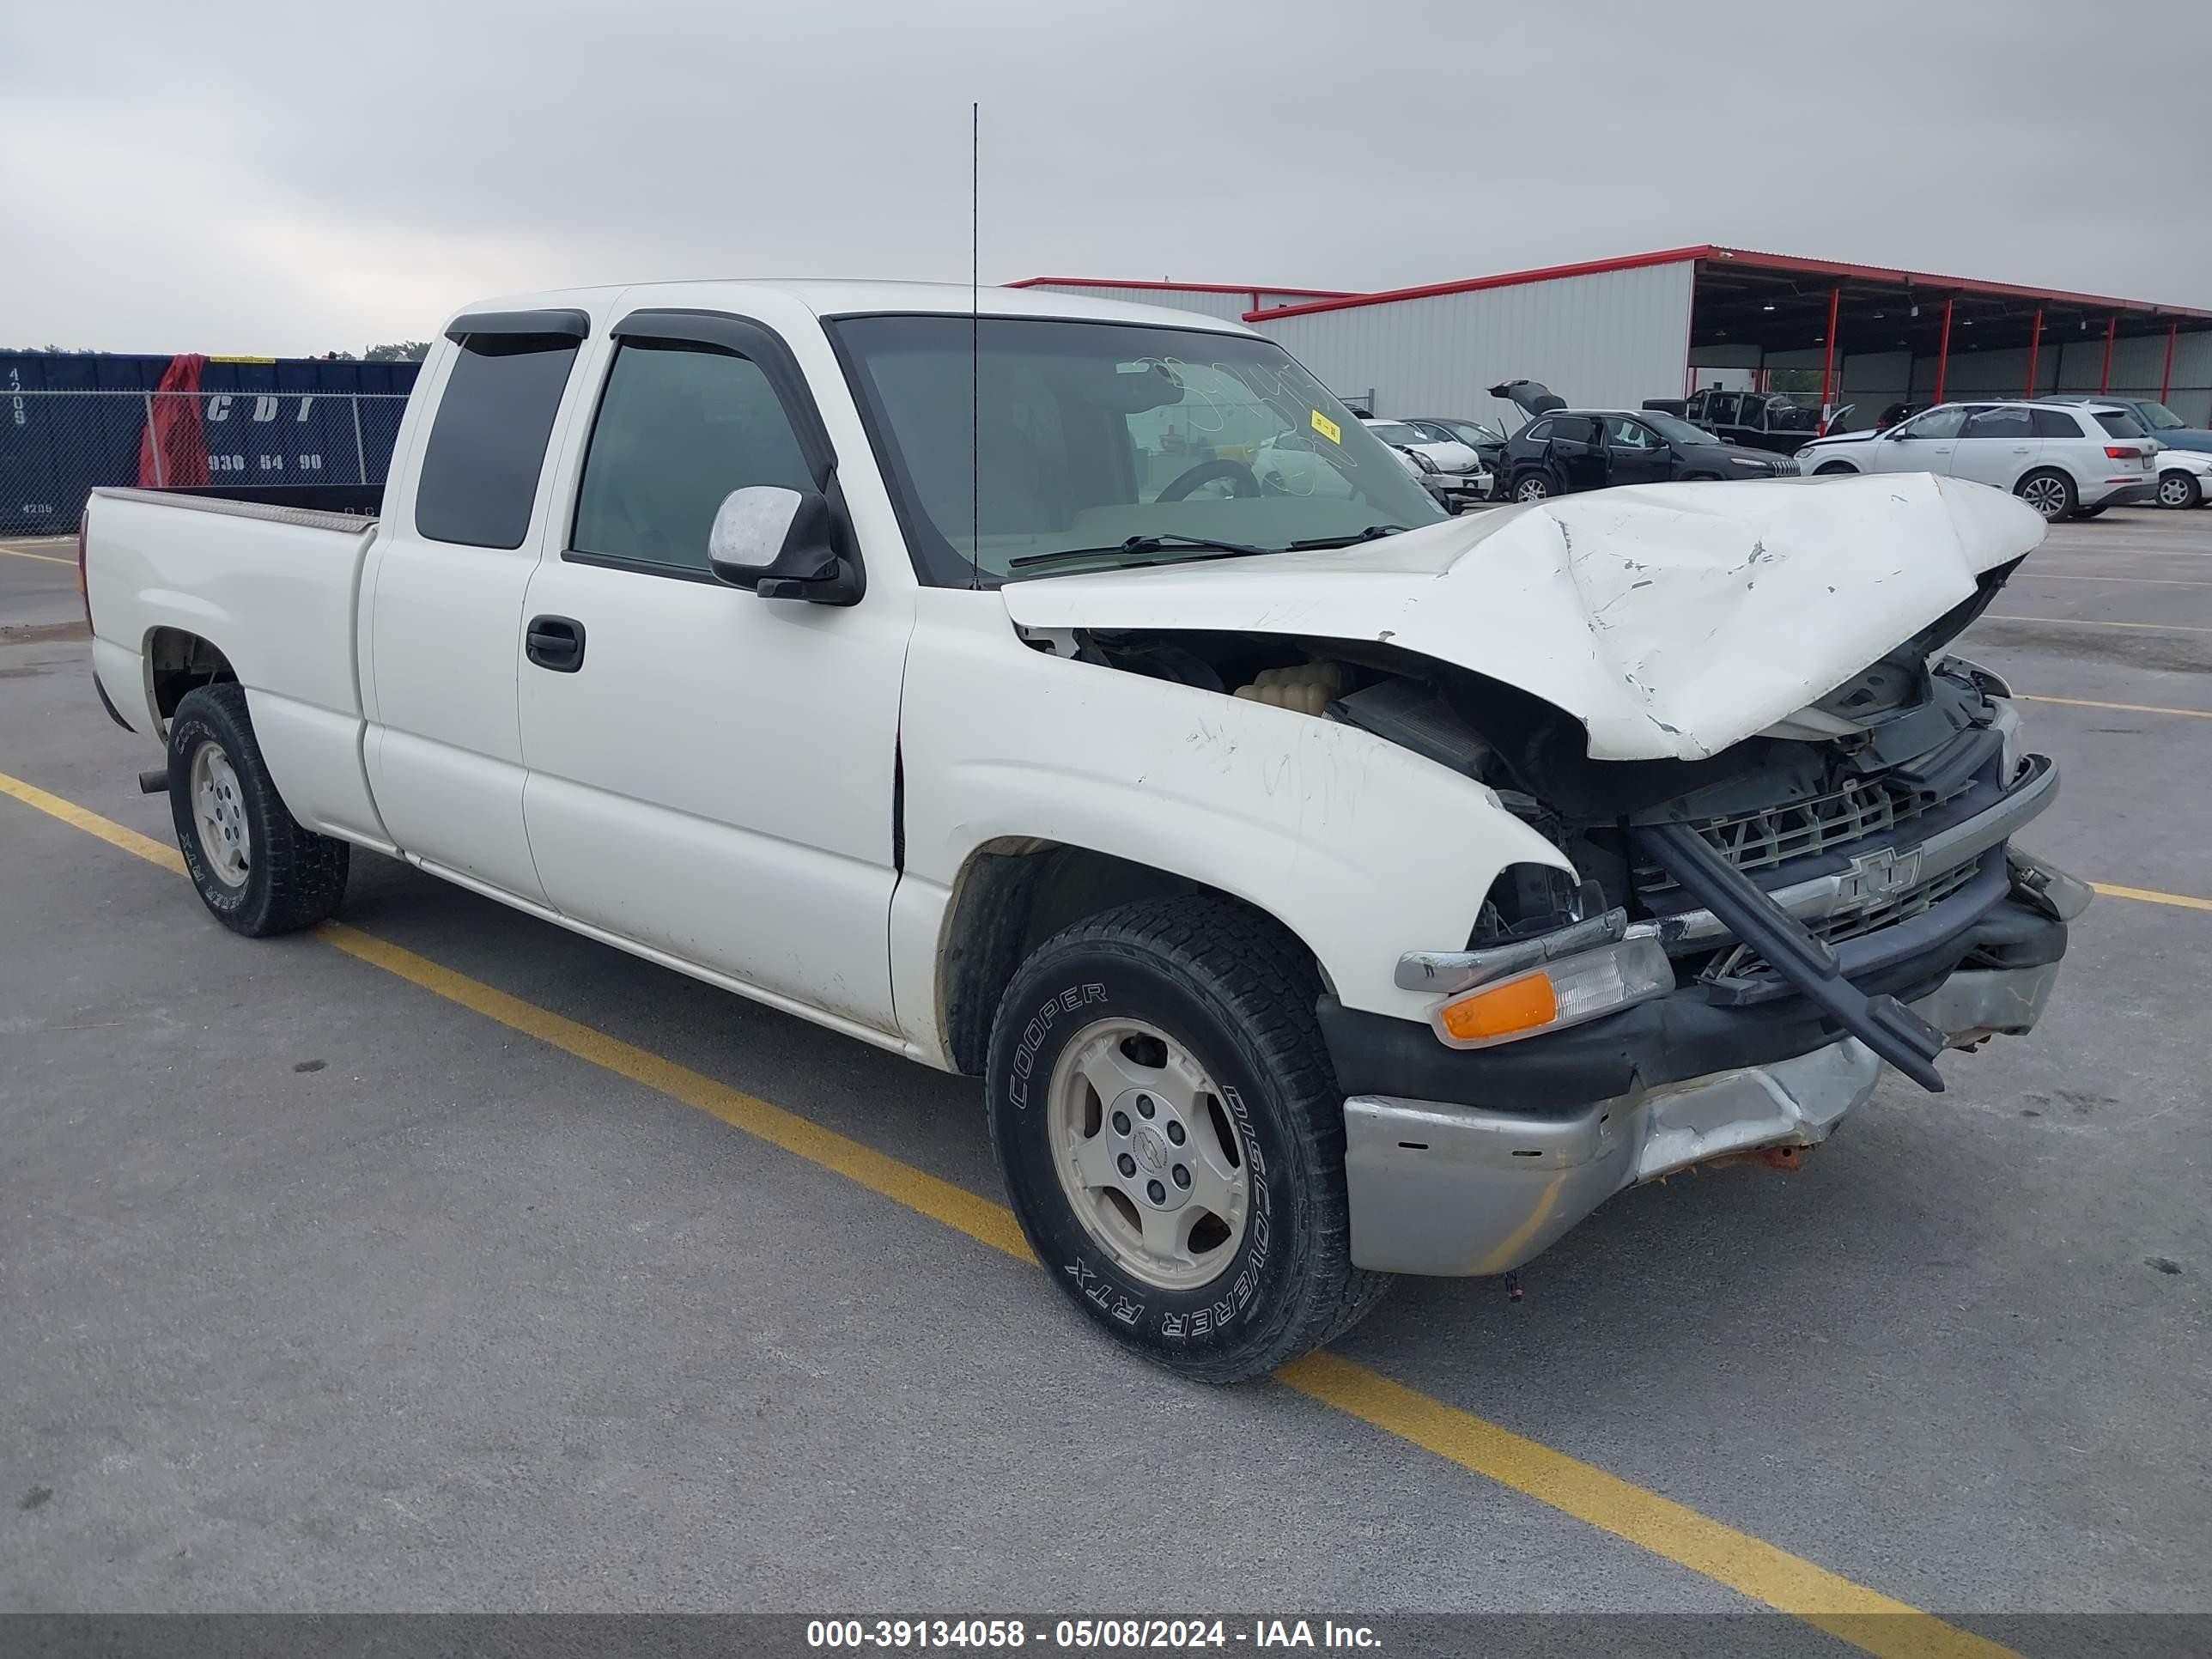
(514, 307, 910, 1033)
(363, 312, 589, 902)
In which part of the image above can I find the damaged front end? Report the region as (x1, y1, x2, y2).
(1002, 474, 2081, 1277)
(1323, 638, 2088, 1276)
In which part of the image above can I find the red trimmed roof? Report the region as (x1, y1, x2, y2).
(1007, 276, 1355, 299)
(1242, 244, 2212, 324)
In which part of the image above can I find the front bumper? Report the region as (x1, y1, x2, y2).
(1340, 955, 2063, 1277)
(1331, 839, 2086, 1278)
(1435, 470, 1492, 496)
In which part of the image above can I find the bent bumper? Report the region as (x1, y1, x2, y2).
(1334, 848, 2087, 1277)
(1341, 957, 2060, 1277)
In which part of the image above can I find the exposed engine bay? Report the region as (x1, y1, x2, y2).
(1021, 552, 2061, 1092)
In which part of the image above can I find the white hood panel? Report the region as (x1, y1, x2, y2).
(1000, 473, 2045, 762)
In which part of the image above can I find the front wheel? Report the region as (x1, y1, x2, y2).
(167, 684, 349, 935)
(1814, 461, 1857, 477)
(2159, 471, 2203, 509)
(2015, 469, 2076, 521)
(986, 896, 1389, 1383)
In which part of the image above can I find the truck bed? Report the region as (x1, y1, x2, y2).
(83, 485, 388, 852)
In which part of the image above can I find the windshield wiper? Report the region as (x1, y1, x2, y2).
(1009, 532, 1276, 571)
(1286, 524, 1408, 550)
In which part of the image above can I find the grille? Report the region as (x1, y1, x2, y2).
(1636, 772, 1975, 896)
(1700, 858, 1983, 984)
(1770, 455, 1802, 477)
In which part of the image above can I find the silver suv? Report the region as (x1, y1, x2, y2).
(1794, 398, 2159, 520)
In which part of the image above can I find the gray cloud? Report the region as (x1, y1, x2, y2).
(3, 0, 2208, 356)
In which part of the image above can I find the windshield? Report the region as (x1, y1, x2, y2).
(1443, 419, 1503, 445)
(1363, 421, 1425, 446)
(1640, 410, 1722, 447)
(2137, 401, 2185, 429)
(830, 315, 1444, 585)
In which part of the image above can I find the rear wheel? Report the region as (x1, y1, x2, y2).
(986, 896, 1389, 1383)
(2015, 469, 2075, 521)
(1513, 473, 1553, 503)
(2071, 506, 2106, 520)
(167, 684, 349, 936)
(2159, 471, 2202, 509)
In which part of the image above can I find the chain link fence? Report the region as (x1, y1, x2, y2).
(2, 389, 410, 537)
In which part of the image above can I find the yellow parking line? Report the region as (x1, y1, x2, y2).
(0, 771, 185, 872)
(2018, 694, 2212, 720)
(0, 767, 2026, 1659)
(2092, 882, 2212, 913)
(0, 544, 74, 565)
(1984, 614, 2212, 634)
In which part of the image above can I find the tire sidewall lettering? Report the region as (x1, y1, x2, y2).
(993, 965, 1297, 1357)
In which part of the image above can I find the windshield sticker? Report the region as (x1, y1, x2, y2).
(1310, 410, 1342, 446)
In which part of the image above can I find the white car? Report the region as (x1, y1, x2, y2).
(1359, 417, 1490, 504)
(2151, 445, 2210, 508)
(81, 278, 2081, 1383)
(1794, 398, 2160, 521)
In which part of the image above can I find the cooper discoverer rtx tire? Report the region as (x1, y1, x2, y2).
(167, 683, 349, 936)
(986, 895, 1390, 1384)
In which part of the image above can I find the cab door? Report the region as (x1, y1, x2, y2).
(362, 312, 590, 902)
(514, 307, 911, 1034)
(1872, 405, 1970, 477)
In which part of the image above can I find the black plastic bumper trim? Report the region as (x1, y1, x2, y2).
(1320, 898, 2066, 1114)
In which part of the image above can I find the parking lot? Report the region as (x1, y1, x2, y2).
(3, 514, 2207, 1644)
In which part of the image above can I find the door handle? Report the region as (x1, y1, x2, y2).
(526, 615, 586, 672)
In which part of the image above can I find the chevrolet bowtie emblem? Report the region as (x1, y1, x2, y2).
(1838, 846, 1924, 904)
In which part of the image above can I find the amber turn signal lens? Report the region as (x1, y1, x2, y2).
(1437, 972, 1559, 1043)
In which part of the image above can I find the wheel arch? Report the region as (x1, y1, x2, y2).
(142, 626, 239, 740)
(933, 837, 1331, 1077)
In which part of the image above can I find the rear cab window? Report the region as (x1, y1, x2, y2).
(414, 312, 588, 548)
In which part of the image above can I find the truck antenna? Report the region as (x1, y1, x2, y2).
(969, 100, 981, 591)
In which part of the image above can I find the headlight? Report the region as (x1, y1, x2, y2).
(1430, 933, 1673, 1048)
(1729, 456, 1767, 468)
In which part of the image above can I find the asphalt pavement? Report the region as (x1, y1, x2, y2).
(1, 515, 2206, 1637)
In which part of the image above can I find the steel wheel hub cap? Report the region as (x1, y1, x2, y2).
(190, 740, 251, 888)
(1045, 1018, 1249, 1291)
(2160, 477, 2189, 506)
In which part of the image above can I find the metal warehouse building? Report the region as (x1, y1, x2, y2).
(1022, 248, 2212, 432)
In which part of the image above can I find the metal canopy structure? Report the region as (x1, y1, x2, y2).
(1237, 245, 2212, 411)
(1685, 246, 2212, 405)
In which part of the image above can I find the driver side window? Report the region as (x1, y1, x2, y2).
(1603, 416, 1658, 450)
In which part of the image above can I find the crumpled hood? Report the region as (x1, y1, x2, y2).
(1000, 472, 2045, 763)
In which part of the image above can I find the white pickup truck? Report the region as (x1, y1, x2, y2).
(80, 280, 2088, 1382)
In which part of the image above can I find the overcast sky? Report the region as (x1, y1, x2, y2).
(4, 0, 2208, 356)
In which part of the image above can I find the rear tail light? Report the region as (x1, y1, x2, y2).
(2105, 446, 2142, 459)
(76, 516, 91, 627)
